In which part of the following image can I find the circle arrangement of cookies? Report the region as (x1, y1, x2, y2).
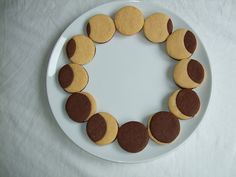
(58, 6, 205, 153)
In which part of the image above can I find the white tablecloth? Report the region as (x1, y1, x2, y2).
(1, 0, 236, 176)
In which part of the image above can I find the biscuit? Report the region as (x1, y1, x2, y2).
(168, 89, 200, 119)
(87, 14, 116, 43)
(117, 121, 149, 153)
(66, 35, 95, 65)
(148, 111, 180, 144)
(173, 59, 205, 88)
(58, 63, 88, 93)
(166, 29, 197, 60)
(144, 13, 173, 43)
(114, 6, 144, 35)
(86, 112, 118, 145)
(65, 92, 96, 123)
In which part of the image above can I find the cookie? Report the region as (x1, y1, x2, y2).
(174, 59, 205, 88)
(58, 63, 88, 93)
(66, 35, 95, 65)
(166, 29, 197, 60)
(114, 6, 144, 35)
(117, 121, 149, 153)
(87, 14, 116, 43)
(168, 89, 200, 119)
(148, 111, 180, 144)
(86, 112, 118, 145)
(65, 92, 96, 123)
(144, 13, 173, 43)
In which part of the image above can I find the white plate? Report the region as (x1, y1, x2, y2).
(46, 1, 212, 163)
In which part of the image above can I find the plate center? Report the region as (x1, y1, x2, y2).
(84, 32, 177, 123)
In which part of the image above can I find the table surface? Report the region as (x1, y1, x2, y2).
(1, 0, 236, 177)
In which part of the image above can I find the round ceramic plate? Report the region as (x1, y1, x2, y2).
(46, 1, 212, 163)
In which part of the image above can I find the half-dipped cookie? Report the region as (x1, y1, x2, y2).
(65, 92, 96, 123)
(66, 35, 95, 65)
(166, 29, 197, 60)
(144, 13, 173, 43)
(174, 59, 205, 88)
(87, 14, 116, 43)
(117, 121, 149, 153)
(168, 89, 200, 119)
(148, 111, 180, 144)
(114, 6, 144, 35)
(86, 112, 118, 145)
(58, 63, 88, 93)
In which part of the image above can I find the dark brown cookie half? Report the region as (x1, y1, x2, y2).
(58, 64, 74, 88)
(187, 59, 204, 84)
(167, 19, 173, 34)
(149, 111, 180, 143)
(66, 38, 76, 58)
(184, 31, 197, 54)
(117, 121, 149, 153)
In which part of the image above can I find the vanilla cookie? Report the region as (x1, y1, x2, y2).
(117, 121, 149, 153)
(148, 111, 180, 144)
(58, 63, 88, 93)
(144, 13, 173, 43)
(65, 92, 96, 123)
(166, 29, 197, 60)
(86, 112, 118, 145)
(87, 14, 116, 43)
(114, 6, 144, 35)
(174, 59, 205, 88)
(168, 89, 200, 119)
(66, 35, 95, 65)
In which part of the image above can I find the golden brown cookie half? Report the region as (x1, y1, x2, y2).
(87, 14, 116, 43)
(58, 63, 88, 93)
(66, 35, 95, 65)
(168, 89, 200, 119)
(166, 29, 197, 60)
(173, 59, 205, 88)
(144, 13, 173, 43)
(114, 6, 144, 35)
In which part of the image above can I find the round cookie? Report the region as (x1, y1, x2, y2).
(117, 121, 149, 153)
(58, 63, 88, 93)
(86, 112, 118, 145)
(174, 59, 205, 88)
(168, 89, 200, 119)
(87, 14, 116, 43)
(148, 111, 180, 144)
(66, 35, 95, 65)
(166, 29, 197, 60)
(114, 6, 144, 35)
(144, 13, 173, 43)
(65, 92, 96, 123)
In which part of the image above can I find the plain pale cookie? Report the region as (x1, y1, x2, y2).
(166, 29, 197, 60)
(148, 111, 180, 144)
(87, 14, 116, 43)
(168, 89, 200, 119)
(58, 63, 88, 93)
(66, 35, 95, 64)
(114, 6, 144, 35)
(65, 92, 96, 123)
(117, 121, 149, 153)
(174, 59, 205, 88)
(144, 13, 173, 43)
(86, 112, 118, 145)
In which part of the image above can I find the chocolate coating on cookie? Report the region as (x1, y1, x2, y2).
(187, 60, 204, 84)
(65, 93, 91, 123)
(58, 64, 73, 88)
(184, 31, 197, 54)
(117, 121, 149, 153)
(149, 112, 180, 143)
(87, 114, 107, 142)
(66, 39, 76, 58)
(176, 89, 200, 117)
(167, 19, 173, 34)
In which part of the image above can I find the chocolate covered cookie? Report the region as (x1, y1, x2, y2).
(166, 29, 197, 60)
(86, 112, 118, 145)
(174, 59, 205, 88)
(144, 13, 173, 43)
(168, 89, 200, 119)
